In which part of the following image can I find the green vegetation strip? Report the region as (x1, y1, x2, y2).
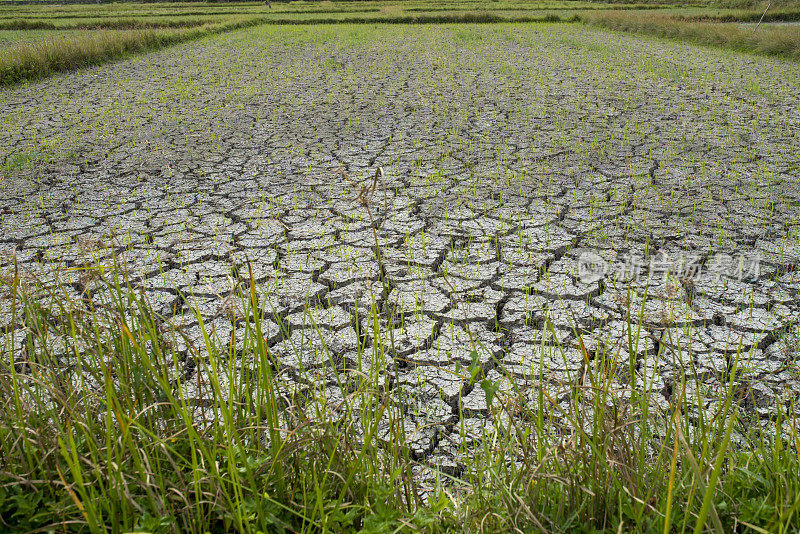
(0, 17, 215, 30)
(677, 9, 800, 23)
(259, 12, 577, 25)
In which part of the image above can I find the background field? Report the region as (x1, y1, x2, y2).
(0, 0, 798, 84)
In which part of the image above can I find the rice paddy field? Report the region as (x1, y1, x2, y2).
(1, 2, 800, 533)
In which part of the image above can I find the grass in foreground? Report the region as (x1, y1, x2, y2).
(1, 253, 798, 533)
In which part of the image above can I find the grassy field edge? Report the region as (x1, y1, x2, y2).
(583, 11, 800, 61)
(0, 16, 266, 86)
(1, 254, 799, 533)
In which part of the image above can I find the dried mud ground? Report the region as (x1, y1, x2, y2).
(1, 24, 800, 474)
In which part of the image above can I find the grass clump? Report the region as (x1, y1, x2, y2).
(0, 258, 426, 533)
(1, 254, 799, 533)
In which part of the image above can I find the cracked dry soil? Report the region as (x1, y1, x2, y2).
(1, 24, 800, 472)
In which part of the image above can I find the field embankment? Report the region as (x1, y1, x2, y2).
(0, 17, 262, 85)
(583, 10, 800, 60)
(0, 17, 216, 30)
